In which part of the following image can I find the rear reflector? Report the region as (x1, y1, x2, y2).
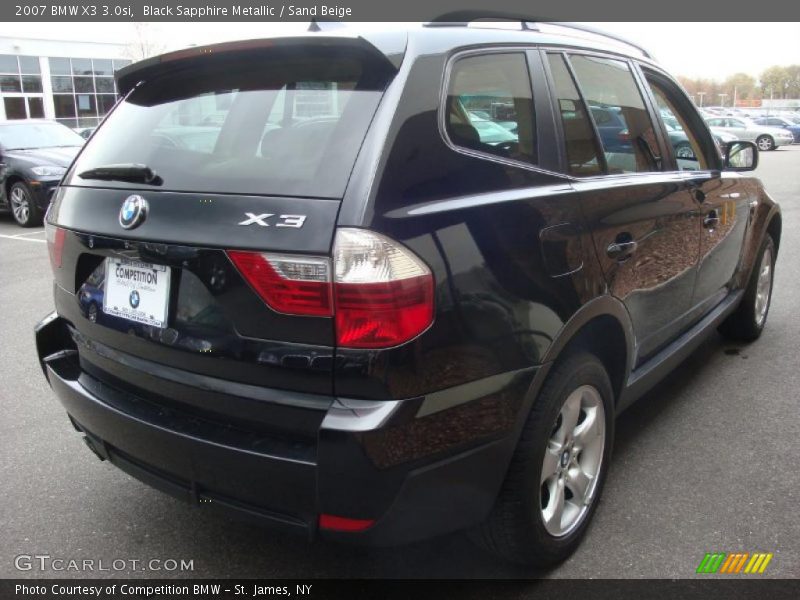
(46, 224, 66, 270)
(318, 514, 375, 532)
(227, 229, 434, 348)
(227, 251, 332, 317)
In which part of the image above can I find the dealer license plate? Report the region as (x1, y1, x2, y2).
(103, 257, 171, 328)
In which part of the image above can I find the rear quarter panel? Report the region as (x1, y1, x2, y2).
(335, 45, 606, 402)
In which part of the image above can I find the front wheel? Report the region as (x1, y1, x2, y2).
(756, 135, 775, 152)
(8, 181, 42, 227)
(719, 234, 776, 341)
(473, 352, 614, 566)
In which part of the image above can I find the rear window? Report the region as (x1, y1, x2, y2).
(69, 52, 389, 198)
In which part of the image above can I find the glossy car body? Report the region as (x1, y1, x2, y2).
(35, 22, 781, 549)
(0, 120, 83, 226)
(705, 116, 794, 150)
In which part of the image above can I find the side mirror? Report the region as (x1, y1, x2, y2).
(724, 141, 758, 171)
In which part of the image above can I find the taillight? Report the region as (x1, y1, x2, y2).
(318, 514, 375, 532)
(227, 251, 332, 317)
(227, 229, 434, 349)
(45, 223, 66, 271)
(333, 229, 434, 349)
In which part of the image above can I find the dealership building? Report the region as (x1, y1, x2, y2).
(0, 35, 131, 129)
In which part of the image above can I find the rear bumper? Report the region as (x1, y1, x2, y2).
(36, 312, 538, 546)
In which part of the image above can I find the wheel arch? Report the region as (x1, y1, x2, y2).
(541, 296, 634, 408)
(4, 173, 26, 198)
(766, 210, 782, 254)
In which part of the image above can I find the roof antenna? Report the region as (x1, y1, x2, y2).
(308, 18, 321, 32)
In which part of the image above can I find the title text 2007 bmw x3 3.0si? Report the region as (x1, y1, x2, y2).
(35, 16, 780, 565)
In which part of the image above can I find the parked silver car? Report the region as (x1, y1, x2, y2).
(705, 116, 794, 151)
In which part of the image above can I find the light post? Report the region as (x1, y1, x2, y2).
(697, 91, 706, 107)
(718, 93, 728, 107)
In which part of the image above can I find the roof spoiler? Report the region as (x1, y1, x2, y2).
(115, 33, 406, 96)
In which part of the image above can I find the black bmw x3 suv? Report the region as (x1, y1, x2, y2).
(35, 17, 781, 565)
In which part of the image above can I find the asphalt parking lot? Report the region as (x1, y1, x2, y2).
(1, 147, 799, 580)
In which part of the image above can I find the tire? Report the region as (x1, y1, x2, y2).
(473, 352, 614, 566)
(8, 181, 42, 227)
(756, 135, 775, 152)
(719, 234, 776, 342)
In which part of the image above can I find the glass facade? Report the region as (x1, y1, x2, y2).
(0, 52, 131, 128)
(49, 57, 131, 129)
(0, 54, 44, 119)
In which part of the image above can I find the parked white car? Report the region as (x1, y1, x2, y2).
(705, 116, 794, 151)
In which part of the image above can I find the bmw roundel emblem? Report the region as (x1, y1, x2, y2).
(119, 194, 148, 230)
(129, 290, 140, 309)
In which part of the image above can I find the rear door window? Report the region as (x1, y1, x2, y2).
(70, 52, 390, 198)
(568, 54, 662, 174)
(444, 52, 536, 165)
(546, 53, 604, 176)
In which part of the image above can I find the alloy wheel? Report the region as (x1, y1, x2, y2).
(754, 246, 773, 327)
(757, 136, 773, 151)
(540, 385, 606, 537)
(10, 186, 30, 224)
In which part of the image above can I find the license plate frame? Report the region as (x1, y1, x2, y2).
(103, 257, 171, 328)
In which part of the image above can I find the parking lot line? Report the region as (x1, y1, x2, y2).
(10, 230, 46, 238)
(0, 233, 46, 243)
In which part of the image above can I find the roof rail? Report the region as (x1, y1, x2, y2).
(425, 11, 654, 60)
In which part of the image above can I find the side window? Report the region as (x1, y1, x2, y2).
(546, 53, 603, 176)
(645, 76, 712, 171)
(445, 53, 536, 165)
(569, 54, 661, 174)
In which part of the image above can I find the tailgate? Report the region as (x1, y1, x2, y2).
(48, 186, 338, 400)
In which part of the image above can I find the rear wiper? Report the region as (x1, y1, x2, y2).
(78, 163, 162, 185)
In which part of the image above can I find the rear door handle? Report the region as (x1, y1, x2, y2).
(607, 240, 638, 261)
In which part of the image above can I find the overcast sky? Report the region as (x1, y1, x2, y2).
(5, 21, 799, 80)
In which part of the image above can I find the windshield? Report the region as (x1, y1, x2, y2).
(0, 122, 84, 150)
(69, 51, 390, 198)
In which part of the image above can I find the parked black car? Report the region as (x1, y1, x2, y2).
(35, 17, 781, 566)
(0, 120, 84, 227)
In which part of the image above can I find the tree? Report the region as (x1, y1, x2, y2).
(785, 65, 800, 98)
(123, 23, 166, 62)
(760, 66, 790, 99)
(724, 73, 756, 102)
